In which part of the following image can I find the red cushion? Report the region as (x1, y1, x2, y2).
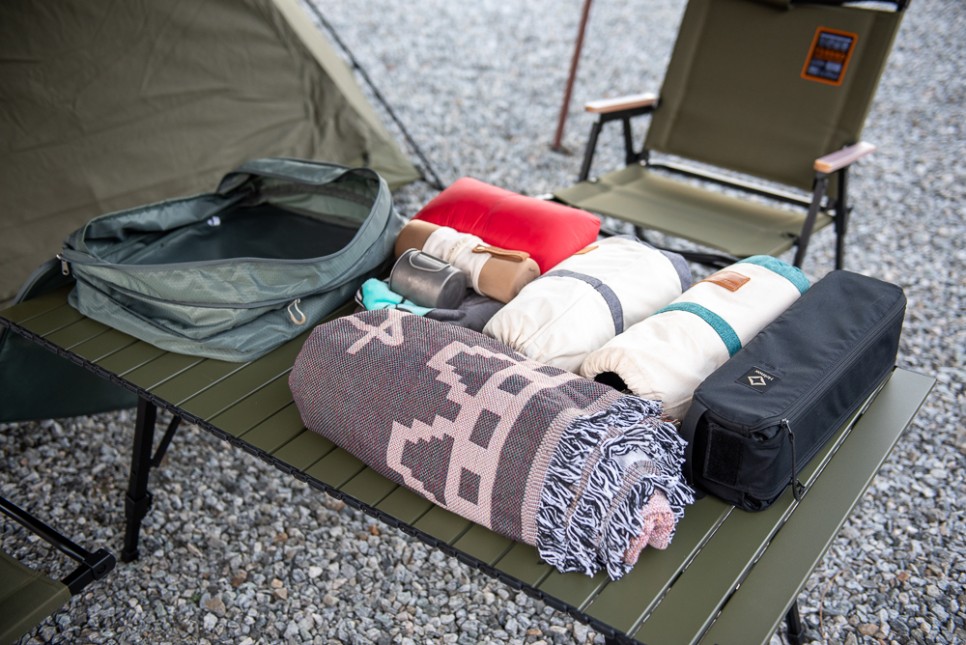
(413, 177, 600, 273)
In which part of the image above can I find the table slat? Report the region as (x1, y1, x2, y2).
(491, 543, 552, 588)
(206, 377, 294, 432)
(0, 287, 73, 323)
(269, 429, 334, 472)
(582, 497, 732, 634)
(149, 360, 241, 406)
(237, 405, 308, 454)
(178, 335, 306, 420)
(304, 448, 365, 488)
(44, 317, 110, 349)
(411, 505, 472, 545)
(537, 569, 609, 612)
(340, 468, 398, 507)
(69, 328, 138, 363)
(375, 487, 434, 526)
(124, 353, 204, 391)
(452, 525, 514, 566)
(95, 341, 166, 376)
(18, 304, 83, 337)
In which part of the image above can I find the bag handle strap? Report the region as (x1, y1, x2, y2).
(216, 158, 374, 195)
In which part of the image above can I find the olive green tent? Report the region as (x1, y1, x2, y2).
(0, 0, 420, 303)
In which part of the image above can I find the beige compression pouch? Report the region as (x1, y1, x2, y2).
(394, 220, 539, 303)
(394, 219, 438, 257)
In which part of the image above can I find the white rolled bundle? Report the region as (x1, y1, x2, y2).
(394, 219, 539, 303)
(421, 225, 493, 293)
(579, 256, 810, 420)
(483, 236, 691, 372)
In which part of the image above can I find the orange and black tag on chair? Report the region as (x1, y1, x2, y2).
(801, 27, 858, 86)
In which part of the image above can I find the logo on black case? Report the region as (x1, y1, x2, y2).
(738, 367, 779, 393)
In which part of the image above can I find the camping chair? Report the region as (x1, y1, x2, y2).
(0, 495, 116, 644)
(553, 0, 907, 269)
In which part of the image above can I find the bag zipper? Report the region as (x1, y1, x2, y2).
(776, 299, 903, 432)
(782, 419, 805, 501)
(73, 270, 344, 310)
(60, 197, 395, 273)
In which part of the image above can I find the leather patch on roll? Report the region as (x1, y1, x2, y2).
(700, 270, 750, 292)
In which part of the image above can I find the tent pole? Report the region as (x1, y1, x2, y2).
(552, 0, 594, 152)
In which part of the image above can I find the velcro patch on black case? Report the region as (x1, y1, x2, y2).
(704, 428, 743, 486)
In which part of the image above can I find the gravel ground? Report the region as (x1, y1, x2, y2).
(2, 0, 963, 643)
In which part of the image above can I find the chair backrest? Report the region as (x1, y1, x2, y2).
(645, 0, 905, 192)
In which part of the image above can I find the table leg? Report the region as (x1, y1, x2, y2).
(785, 600, 806, 645)
(122, 397, 157, 562)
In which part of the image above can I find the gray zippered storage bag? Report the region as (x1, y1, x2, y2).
(680, 270, 906, 511)
(60, 158, 405, 361)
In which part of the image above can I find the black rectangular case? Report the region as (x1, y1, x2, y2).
(680, 270, 906, 511)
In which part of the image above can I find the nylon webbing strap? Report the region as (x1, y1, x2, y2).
(545, 269, 624, 334)
(655, 302, 742, 357)
(739, 256, 810, 295)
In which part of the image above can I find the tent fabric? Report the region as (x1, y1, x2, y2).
(0, 0, 420, 303)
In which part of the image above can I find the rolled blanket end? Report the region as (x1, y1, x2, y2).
(535, 396, 695, 580)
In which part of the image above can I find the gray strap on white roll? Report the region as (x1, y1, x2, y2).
(544, 269, 624, 334)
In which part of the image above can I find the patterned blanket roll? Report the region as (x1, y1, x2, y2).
(289, 309, 695, 579)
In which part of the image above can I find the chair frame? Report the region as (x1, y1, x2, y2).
(0, 495, 116, 595)
(575, 92, 877, 269)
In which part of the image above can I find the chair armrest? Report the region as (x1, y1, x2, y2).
(577, 93, 658, 182)
(585, 92, 658, 115)
(814, 141, 876, 174)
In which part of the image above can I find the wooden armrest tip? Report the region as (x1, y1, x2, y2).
(584, 93, 658, 114)
(814, 141, 877, 173)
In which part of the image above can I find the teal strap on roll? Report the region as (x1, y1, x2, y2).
(655, 302, 742, 357)
(739, 255, 810, 295)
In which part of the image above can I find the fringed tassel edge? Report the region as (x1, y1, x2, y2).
(536, 396, 696, 580)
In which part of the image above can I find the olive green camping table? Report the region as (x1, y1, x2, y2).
(0, 287, 933, 644)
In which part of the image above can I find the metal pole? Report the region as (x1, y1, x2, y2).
(552, 0, 594, 152)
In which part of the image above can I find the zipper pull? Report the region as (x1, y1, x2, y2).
(782, 419, 805, 501)
(57, 254, 70, 277)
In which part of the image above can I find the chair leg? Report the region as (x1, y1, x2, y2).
(834, 222, 847, 271)
(785, 601, 807, 645)
(833, 167, 851, 270)
(792, 175, 829, 267)
(621, 117, 636, 165)
(578, 120, 604, 182)
(122, 397, 157, 562)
